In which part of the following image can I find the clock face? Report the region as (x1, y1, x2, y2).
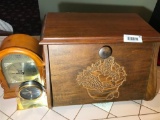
(20, 86, 42, 100)
(1, 54, 40, 87)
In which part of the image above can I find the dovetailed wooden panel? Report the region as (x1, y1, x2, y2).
(48, 43, 156, 106)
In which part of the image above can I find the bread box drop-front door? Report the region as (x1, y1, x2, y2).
(40, 13, 160, 108)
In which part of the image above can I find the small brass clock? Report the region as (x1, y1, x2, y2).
(17, 80, 47, 110)
(19, 81, 44, 100)
(0, 34, 45, 99)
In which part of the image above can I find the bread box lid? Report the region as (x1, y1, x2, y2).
(40, 12, 160, 44)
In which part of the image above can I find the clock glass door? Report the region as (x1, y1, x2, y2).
(1, 54, 41, 88)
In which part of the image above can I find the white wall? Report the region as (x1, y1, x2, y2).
(38, 0, 157, 22)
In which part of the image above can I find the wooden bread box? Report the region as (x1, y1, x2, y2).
(40, 13, 160, 108)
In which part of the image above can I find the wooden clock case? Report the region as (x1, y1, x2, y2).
(40, 13, 160, 108)
(0, 34, 45, 98)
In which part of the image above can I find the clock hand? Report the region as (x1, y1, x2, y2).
(25, 89, 32, 94)
(22, 91, 30, 95)
(25, 89, 30, 92)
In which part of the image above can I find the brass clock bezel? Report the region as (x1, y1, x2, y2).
(18, 81, 44, 100)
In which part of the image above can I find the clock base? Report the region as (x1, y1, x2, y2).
(17, 92, 48, 110)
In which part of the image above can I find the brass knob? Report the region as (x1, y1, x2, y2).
(99, 46, 112, 59)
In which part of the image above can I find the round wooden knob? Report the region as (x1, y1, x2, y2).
(99, 46, 112, 59)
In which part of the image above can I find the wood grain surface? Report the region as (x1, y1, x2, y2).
(40, 13, 160, 44)
(40, 13, 160, 107)
(48, 43, 157, 106)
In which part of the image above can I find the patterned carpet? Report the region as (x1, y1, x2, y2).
(0, 0, 42, 35)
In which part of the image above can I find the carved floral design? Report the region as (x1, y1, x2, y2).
(76, 56, 127, 100)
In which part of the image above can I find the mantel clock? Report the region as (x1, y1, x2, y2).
(0, 34, 45, 99)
